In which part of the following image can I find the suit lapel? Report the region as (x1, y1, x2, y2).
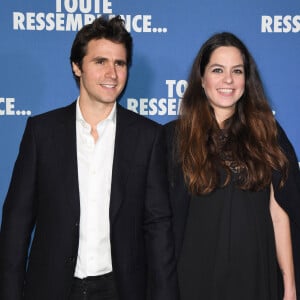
(54, 103, 138, 223)
(55, 102, 80, 217)
(110, 104, 139, 224)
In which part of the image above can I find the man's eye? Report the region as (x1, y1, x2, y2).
(115, 61, 126, 67)
(95, 59, 105, 64)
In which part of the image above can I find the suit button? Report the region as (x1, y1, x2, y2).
(66, 257, 75, 264)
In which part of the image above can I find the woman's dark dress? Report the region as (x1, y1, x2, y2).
(178, 175, 279, 300)
(165, 120, 300, 298)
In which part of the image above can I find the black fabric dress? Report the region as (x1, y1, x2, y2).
(164, 120, 300, 299)
(178, 172, 279, 300)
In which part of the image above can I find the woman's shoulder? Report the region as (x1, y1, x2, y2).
(276, 121, 299, 163)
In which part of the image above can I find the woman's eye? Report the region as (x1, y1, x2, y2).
(233, 69, 244, 74)
(212, 68, 222, 73)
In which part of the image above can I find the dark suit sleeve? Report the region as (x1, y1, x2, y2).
(272, 123, 300, 296)
(0, 117, 38, 300)
(143, 126, 179, 300)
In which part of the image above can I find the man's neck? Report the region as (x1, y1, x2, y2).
(79, 98, 115, 127)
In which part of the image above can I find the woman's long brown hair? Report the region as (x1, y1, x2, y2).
(176, 32, 288, 195)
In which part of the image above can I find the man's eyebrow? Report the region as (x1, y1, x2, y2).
(115, 59, 127, 64)
(91, 56, 107, 61)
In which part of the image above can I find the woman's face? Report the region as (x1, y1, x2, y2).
(201, 46, 245, 125)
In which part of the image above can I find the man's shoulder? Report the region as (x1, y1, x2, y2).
(117, 104, 161, 129)
(163, 119, 178, 139)
(30, 101, 76, 124)
(163, 119, 177, 131)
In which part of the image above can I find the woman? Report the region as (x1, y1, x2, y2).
(165, 32, 300, 299)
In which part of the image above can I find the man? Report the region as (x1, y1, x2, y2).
(0, 16, 178, 300)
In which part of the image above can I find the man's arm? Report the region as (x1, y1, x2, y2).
(0, 118, 38, 299)
(143, 126, 179, 300)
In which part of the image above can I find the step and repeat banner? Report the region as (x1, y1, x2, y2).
(1, 0, 299, 213)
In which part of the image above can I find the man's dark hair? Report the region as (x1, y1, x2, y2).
(70, 15, 133, 86)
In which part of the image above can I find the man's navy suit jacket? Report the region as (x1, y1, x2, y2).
(0, 101, 178, 300)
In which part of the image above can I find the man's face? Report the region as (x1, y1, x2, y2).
(72, 38, 128, 107)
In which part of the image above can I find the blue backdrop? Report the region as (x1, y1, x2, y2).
(1, 0, 299, 217)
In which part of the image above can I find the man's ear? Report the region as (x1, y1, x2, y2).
(72, 62, 81, 77)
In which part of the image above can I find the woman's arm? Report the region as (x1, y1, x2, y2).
(270, 183, 297, 300)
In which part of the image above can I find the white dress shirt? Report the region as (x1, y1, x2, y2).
(74, 99, 116, 278)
